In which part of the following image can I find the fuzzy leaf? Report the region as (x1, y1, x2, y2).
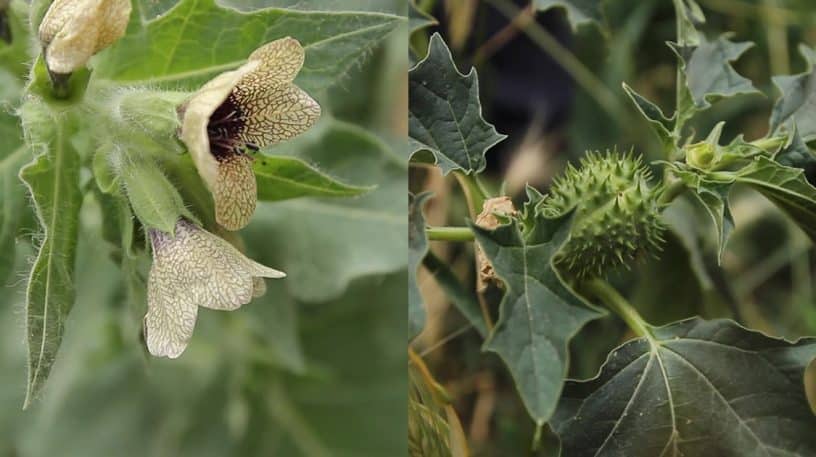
(94, 0, 402, 93)
(736, 157, 816, 241)
(470, 214, 604, 424)
(532, 0, 602, 29)
(553, 318, 816, 457)
(680, 35, 758, 109)
(254, 155, 371, 202)
(769, 53, 816, 140)
(409, 33, 505, 175)
(409, 192, 431, 339)
(18, 101, 82, 408)
(246, 120, 406, 302)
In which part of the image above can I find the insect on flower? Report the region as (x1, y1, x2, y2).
(179, 37, 321, 231)
(144, 219, 285, 358)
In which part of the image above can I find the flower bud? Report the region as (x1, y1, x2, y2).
(686, 142, 716, 169)
(38, 0, 131, 75)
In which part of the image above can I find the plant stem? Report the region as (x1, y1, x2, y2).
(426, 226, 475, 242)
(583, 279, 652, 339)
(657, 177, 687, 207)
(454, 171, 488, 218)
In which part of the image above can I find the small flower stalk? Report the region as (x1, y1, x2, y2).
(144, 218, 285, 358)
(37, 0, 131, 83)
(179, 37, 321, 231)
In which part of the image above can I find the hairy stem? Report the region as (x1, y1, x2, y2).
(657, 177, 687, 207)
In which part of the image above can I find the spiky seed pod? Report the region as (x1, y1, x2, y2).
(541, 151, 665, 279)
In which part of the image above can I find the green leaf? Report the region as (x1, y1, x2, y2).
(769, 51, 816, 140)
(94, 0, 402, 94)
(409, 33, 506, 175)
(736, 157, 816, 241)
(532, 0, 602, 29)
(422, 251, 487, 337)
(671, 0, 704, 46)
(18, 101, 82, 409)
(776, 127, 816, 169)
(799, 44, 816, 67)
(276, 273, 407, 456)
(470, 214, 604, 424)
(553, 318, 816, 457)
(254, 155, 371, 202)
(245, 120, 406, 303)
(670, 162, 736, 263)
(409, 192, 431, 339)
(689, 187, 733, 263)
(621, 82, 675, 150)
(681, 35, 758, 109)
(408, 1, 436, 32)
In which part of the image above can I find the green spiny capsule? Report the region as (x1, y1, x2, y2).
(542, 151, 664, 279)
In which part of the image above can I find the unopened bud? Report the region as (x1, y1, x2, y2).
(38, 0, 131, 75)
(686, 142, 716, 169)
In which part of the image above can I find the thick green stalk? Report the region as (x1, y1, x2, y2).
(583, 279, 652, 339)
(426, 226, 475, 242)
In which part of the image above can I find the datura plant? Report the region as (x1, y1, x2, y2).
(409, 1, 816, 455)
(0, 0, 400, 410)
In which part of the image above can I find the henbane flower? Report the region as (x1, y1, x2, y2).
(144, 219, 285, 358)
(179, 37, 321, 231)
(38, 0, 131, 75)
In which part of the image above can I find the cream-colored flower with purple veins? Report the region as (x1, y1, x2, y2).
(179, 37, 321, 231)
(38, 0, 131, 75)
(145, 219, 285, 358)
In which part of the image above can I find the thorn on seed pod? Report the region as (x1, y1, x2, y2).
(542, 151, 665, 279)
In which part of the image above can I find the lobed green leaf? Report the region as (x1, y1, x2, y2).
(553, 318, 816, 457)
(408, 33, 505, 175)
(769, 48, 816, 141)
(736, 156, 816, 242)
(470, 214, 604, 424)
(680, 35, 758, 109)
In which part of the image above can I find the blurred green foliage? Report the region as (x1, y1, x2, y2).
(0, 0, 408, 455)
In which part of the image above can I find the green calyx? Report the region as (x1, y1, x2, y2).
(541, 151, 665, 279)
